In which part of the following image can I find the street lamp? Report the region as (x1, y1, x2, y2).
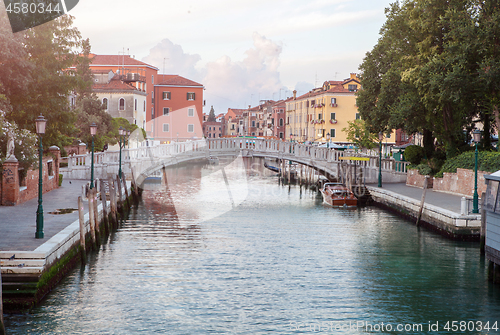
(473, 129, 481, 213)
(35, 114, 47, 239)
(378, 132, 383, 188)
(90, 122, 97, 189)
(118, 127, 124, 179)
(326, 133, 331, 149)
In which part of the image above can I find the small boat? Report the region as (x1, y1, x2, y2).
(320, 183, 357, 208)
(264, 161, 280, 173)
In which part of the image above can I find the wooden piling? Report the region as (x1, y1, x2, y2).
(130, 167, 139, 200)
(100, 179, 109, 233)
(92, 188, 100, 238)
(107, 177, 115, 226)
(480, 191, 486, 253)
(116, 175, 123, 210)
(416, 176, 429, 227)
(88, 189, 97, 248)
(122, 174, 129, 206)
(78, 196, 86, 264)
(0, 263, 5, 335)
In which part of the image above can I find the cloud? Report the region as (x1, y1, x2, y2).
(142, 39, 202, 82)
(203, 32, 284, 111)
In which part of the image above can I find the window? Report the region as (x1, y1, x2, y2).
(252, 120, 256, 127)
(330, 129, 336, 138)
(318, 113, 322, 120)
(355, 113, 361, 120)
(163, 107, 170, 115)
(187, 92, 195, 100)
(331, 98, 336, 105)
(143, 101, 146, 112)
(152, 75, 154, 84)
(151, 107, 154, 119)
(348, 84, 358, 91)
(163, 91, 171, 100)
(330, 113, 336, 120)
(119, 98, 125, 111)
(279, 118, 283, 127)
(188, 124, 194, 132)
(151, 91, 154, 103)
(135, 99, 137, 111)
(188, 108, 194, 117)
(279, 132, 283, 139)
(102, 98, 108, 110)
(163, 124, 169, 132)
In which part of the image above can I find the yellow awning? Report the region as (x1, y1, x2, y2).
(339, 157, 371, 161)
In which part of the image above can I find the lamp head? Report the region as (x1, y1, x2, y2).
(473, 129, 481, 143)
(35, 114, 47, 135)
(119, 127, 124, 136)
(90, 122, 97, 136)
(378, 132, 384, 141)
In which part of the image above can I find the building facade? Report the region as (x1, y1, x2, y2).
(151, 75, 204, 142)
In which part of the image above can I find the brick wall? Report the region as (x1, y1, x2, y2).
(433, 168, 488, 197)
(406, 169, 433, 188)
(1, 146, 60, 206)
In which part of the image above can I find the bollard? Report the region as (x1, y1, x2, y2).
(461, 197, 467, 215)
(78, 196, 87, 264)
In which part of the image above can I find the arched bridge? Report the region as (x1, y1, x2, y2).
(60, 138, 409, 186)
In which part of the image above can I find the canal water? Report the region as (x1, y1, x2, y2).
(5, 157, 500, 334)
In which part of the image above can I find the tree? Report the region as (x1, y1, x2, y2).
(342, 119, 378, 150)
(6, 15, 88, 149)
(357, 0, 481, 158)
(74, 95, 114, 152)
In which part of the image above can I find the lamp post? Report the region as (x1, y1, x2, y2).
(35, 114, 47, 239)
(118, 127, 124, 179)
(127, 130, 131, 149)
(90, 122, 97, 189)
(326, 133, 330, 149)
(473, 129, 481, 213)
(378, 132, 383, 188)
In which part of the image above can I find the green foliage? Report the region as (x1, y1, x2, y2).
(342, 119, 378, 150)
(404, 145, 425, 165)
(435, 151, 500, 178)
(0, 113, 38, 172)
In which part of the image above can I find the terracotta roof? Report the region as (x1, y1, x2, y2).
(93, 75, 143, 92)
(156, 75, 203, 87)
(90, 54, 159, 70)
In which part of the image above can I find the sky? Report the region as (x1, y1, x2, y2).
(69, 0, 394, 115)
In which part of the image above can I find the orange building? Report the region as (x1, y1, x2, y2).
(151, 75, 205, 142)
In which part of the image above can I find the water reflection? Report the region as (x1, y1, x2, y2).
(5, 158, 500, 334)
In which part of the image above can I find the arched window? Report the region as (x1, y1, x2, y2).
(102, 98, 108, 110)
(119, 98, 125, 111)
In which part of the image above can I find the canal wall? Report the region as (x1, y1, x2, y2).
(367, 186, 481, 240)
(0, 176, 138, 312)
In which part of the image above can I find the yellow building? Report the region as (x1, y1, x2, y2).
(286, 73, 365, 143)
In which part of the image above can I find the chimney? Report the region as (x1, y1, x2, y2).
(350, 73, 357, 79)
(293, 90, 297, 100)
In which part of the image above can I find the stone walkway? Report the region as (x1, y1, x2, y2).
(0, 179, 89, 252)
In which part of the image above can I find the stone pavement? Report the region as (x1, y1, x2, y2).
(368, 182, 466, 214)
(0, 179, 89, 252)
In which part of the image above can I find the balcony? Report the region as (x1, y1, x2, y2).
(330, 103, 338, 107)
(329, 119, 337, 124)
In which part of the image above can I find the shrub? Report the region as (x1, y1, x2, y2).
(404, 145, 425, 165)
(434, 151, 500, 178)
(416, 163, 433, 176)
(59, 173, 63, 186)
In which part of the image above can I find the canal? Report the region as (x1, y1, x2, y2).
(5, 157, 500, 334)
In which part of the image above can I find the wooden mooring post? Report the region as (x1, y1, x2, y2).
(92, 188, 100, 240)
(100, 179, 109, 234)
(87, 189, 97, 248)
(416, 176, 429, 226)
(116, 175, 123, 213)
(108, 176, 117, 227)
(0, 263, 5, 335)
(78, 196, 87, 264)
